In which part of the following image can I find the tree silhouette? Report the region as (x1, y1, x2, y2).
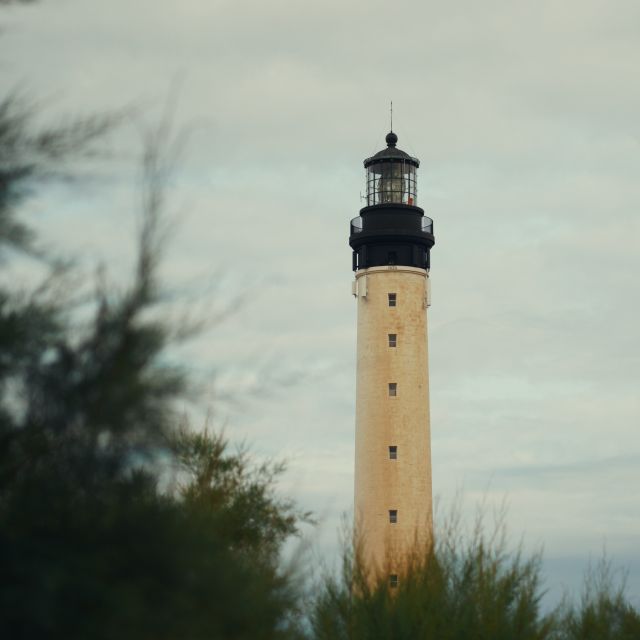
(0, 93, 307, 639)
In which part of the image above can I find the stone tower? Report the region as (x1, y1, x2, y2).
(349, 131, 435, 587)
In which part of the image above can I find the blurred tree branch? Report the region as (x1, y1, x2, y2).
(0, 92, 123, 257)
(0, 72, 308, 637)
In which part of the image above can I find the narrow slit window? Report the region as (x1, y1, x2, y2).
(389, 445, 397, 460)
(389, 574, 399, 588)
(389, 509, 398, 524)
(388, 383, 397, 397)
(388, 333, 397, 348)
(388, 293, 396, 307)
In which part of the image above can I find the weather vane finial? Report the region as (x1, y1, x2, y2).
(390, 100, 393, 132)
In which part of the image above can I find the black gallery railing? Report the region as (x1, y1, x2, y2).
(350, 216, 433, 236)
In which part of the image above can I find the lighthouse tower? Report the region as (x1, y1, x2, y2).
(349, 131, 435, 585)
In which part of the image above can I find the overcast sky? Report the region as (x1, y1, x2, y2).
(2, 0, 639, 606)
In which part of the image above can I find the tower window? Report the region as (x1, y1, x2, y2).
(389, 510, 398, 524)
(388, 251, 397, 265)
(388, 383, 397, 397)
(388, 333, 397, 348)
(389, 445, 397, 460)
(389, 574, 398, 588)
(388, 293, 396, 307)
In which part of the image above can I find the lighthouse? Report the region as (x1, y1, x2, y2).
(349, 131, 435, 586)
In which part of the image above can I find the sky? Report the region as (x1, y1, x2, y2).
(2, 0, 639, 606)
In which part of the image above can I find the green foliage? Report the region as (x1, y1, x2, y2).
(311, 514, 554, 640)
(557, 559, 640, 640)
(174, 427, 308, 560)
(0, 432, 305, 639)
(311, 518, 640, 640)
(0, 95, 306, 639)
(0, 93, 118, 256)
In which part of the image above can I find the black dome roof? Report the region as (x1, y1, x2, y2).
(364, 131, 419, 168)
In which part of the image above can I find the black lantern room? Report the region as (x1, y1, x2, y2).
(349, 132, 434, 271)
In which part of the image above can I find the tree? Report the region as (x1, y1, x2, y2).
(0, 92, 307, 639)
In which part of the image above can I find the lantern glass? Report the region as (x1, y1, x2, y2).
(366, 161, 417, 206)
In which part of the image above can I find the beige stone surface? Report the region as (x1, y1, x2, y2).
(353, 266, 433, 579)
